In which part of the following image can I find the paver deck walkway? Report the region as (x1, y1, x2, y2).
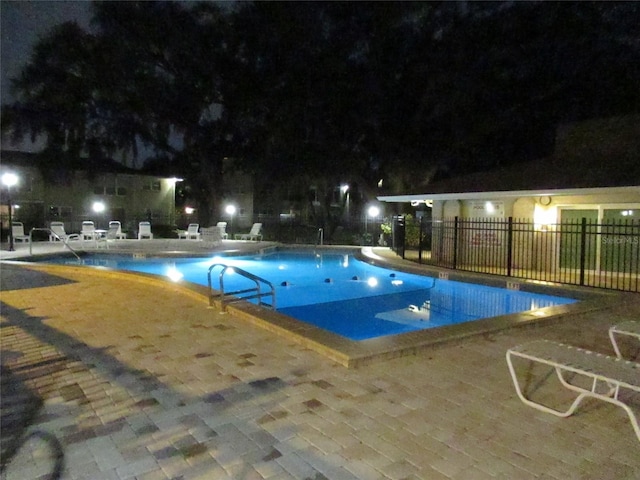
(1, 241, 639, 479)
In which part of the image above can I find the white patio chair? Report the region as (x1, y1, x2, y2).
(178, 223, 200, 240)
(80, 221, 97, 240)
(216, 221, 228, 239)
(138, 221, 153, 240)
(234, 223, 263, 241)
(11, 222, 30, 243)
(107, 221, 127, 240)
(50, 221, 80, 243)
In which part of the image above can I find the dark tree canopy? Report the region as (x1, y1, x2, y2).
(2, 1, 639, 225)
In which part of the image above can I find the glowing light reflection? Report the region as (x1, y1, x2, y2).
(166, 267, 183, 282)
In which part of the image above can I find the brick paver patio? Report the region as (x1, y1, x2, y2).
(1, 242, 639, 479)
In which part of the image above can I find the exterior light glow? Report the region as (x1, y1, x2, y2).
(533, 204, 557, 231)
(184, 206, 195, 215)
(92, 201, 106, 213)
(166, 267, 183, 282)
(2, 173, 18, 188)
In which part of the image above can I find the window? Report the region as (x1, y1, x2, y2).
(93, 186, 104, 195)
(117, 187, 127, 196)
(105, 187, 116, 195)
(142, 180, 162, 191)
(49, 206, 72, 218)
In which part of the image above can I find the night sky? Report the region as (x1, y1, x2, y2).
(1, 1, 91, 106)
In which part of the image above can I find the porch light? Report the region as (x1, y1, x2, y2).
(184, 206, 195, 215)
(533, 204, 557, 231)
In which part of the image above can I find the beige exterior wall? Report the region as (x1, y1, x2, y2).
(3, 165, 178, 234)
(433, 189, 640, 223)
(431, 189, 640, 271)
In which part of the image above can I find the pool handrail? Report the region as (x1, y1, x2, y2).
(207, 263, 276, 311)
(29, 227, 81, 261)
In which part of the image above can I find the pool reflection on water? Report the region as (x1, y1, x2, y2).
(41, 250, 576, 341)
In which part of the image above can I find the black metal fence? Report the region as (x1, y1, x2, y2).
(392, 216, 640, 293)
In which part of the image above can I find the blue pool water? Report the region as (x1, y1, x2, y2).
(40, 250, 576, 340)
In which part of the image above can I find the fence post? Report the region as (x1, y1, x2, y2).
(453, 216, 459, 270)
(507, 217, 513, 277)
(418, 215, 424, 264)
(579, 217, 587, 286)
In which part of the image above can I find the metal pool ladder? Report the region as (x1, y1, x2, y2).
(29, 227, 81, 261)
(207, 263, 276, 311)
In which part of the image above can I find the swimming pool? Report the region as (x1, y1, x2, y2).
(39, 249, 576, 341)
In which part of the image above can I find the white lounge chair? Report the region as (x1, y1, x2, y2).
(234, 223, 262, 241)
(81, 221, 97, 240)
(609, 321, 640, 360)
(138, 221, 153, 240)
(216, 221, 228, 239)
(11, 222, 30, 243)
(506, 339, 640, 442)
(178, 223, 200, 240)
(107, 221, 126, 240)
(49, 221, 79, 242)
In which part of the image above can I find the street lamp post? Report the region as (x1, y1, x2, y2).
(169, 177, 183, 226)
(225, 204, 236, 236)
(366, 205, 380, 246)
(2, 173, 18, 251)
(92, 201, 106, 229)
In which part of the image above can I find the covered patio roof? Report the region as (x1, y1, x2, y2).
(378, 185, 640, 203)
(378, 115, 640, 204)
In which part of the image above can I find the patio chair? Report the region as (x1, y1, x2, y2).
(234, 223, 263, 241)
(609, 321, 640, 360)
(107, 221, 127, 240)
(138, 221, 153, 240)
(178, 223, 201, 240)
(49, 221, 72, 242)
(11, 222, 30, 243)
(81, 221, 97, 240)
(216, 221, 228, 239)
(506, 339, 640, 442)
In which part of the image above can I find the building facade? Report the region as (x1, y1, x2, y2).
(1, 151, 180, 237)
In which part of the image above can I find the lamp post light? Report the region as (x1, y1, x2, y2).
(225, 204, 236, 236)
(341, 184, 350, 221)
(92, 201, 106, 229)
(365, 205, 380, 233)
(2, 172, 18, 251)
(169, 177, 183, 226)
